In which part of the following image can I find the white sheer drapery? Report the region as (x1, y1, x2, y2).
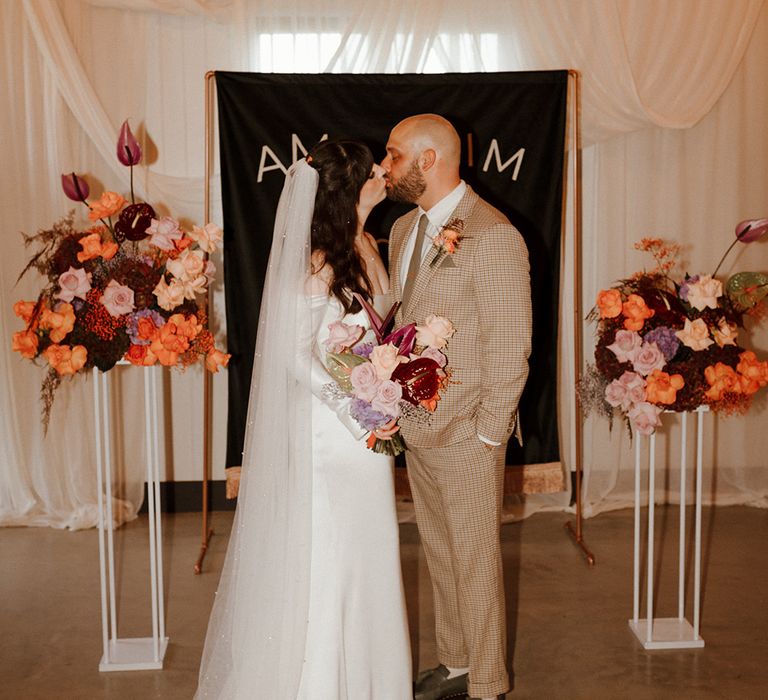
(1, 0, 767, 528)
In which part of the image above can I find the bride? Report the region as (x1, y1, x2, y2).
(195, 140, 412, 699)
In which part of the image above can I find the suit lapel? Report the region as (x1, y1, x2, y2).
(402, 186, 479, 316)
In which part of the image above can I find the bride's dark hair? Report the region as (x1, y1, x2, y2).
(308, 139, 374, 315)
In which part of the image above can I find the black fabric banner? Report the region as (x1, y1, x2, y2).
(216, 71, 567, 470)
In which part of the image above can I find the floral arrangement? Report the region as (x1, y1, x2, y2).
(431, 218, 465, 266)
(12, 120, 230, 429)
(323, 294, 453, 455)
(580, 220, 768, 436)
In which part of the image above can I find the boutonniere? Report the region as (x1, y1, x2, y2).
(431, 218, 465, 267)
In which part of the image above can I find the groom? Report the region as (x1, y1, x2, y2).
(382, 114, 531, 700)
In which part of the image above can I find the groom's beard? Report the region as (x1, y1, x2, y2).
(386, 159, 426, 203)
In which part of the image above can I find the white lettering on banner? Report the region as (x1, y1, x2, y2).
(482, 139, 525, 181)
(257, 145, 286, 183)
(257, 133, 329, 183)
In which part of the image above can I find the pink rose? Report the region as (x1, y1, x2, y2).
(147, 216, 183, 251)
(420, 346, 447, 368)
(416, 315, 455, 349)
(204, 260, 216, 286)
(676, 318, 714, 351)
(370, 342, 406, 380)
(153, 276, 185, 311)
(325, 321, 364, 353)
(350, 361, 382, 402)
(605, 371, 646, 411)
(100, 279, 135, 317)
(607, 329, 642, 363)
(628, 401, 663, 436)
(631, 341, 666, 377)
(166, 248, 206, 282)
(686, 275, 722, 312)
(56, 266, 91, 302)
(371, 379, 403, 418)
(181, 275, 208, 300)
(188, 223, 223, 253)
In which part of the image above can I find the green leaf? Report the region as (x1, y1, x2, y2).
(325, 351, 367, 392)
(726, 272, 768, 310)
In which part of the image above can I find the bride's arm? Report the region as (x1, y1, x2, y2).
(300, 267, 367, 439)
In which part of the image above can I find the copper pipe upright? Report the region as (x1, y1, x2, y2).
(194, 70, 217, 574)
(564, 69, 595, 566)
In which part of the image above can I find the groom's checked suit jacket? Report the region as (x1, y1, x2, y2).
(390, 185, 532, 449)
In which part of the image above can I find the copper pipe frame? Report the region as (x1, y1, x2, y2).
(194, 70, 217, 574)
(563, 69, 595, 566)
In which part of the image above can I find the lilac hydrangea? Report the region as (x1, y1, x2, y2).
(349, 397, 390, 431)
(127, 308, 166, 345)
(352, 342, 374, 359)
(643, 326, 680, 362)
(678, 274, 699, 303)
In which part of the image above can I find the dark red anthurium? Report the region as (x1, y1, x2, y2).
(115, 202, 156, 242)
(61, 172, 90, 202)
(117, 120, 142, 166)
(391, 357, 441, 405)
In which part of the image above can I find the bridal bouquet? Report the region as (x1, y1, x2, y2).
(323, 295, 453, 456)
(11, 120, 230, 429)
(579, 221, 768, 436)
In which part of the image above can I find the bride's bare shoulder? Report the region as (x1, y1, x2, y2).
(306, 250, 332, 295)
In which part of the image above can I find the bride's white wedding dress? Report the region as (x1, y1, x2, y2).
(297, 292, 411, 700)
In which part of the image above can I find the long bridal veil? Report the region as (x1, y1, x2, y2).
(196, 160, 318, 698)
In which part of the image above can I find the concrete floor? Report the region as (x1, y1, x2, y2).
(2, 505, 767, 699)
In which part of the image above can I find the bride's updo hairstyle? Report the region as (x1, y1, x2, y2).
(308, 139, 374, 314)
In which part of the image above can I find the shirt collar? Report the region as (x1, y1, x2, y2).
(419, 181, 467, 231)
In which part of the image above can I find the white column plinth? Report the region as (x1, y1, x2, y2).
(629, 406, 707, 650)
(93, 363, 168, 672)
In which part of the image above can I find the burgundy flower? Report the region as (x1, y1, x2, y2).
(392, 357, 441, 405)
(61, 173, 90, 202)
(117, 120, 142, 166)
(114, 202, 156, 242)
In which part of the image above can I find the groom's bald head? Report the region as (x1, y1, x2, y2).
(383, 114, 461, 209)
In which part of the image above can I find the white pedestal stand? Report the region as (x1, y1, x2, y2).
(629, 406, 707, 650)
(93, 364, 168, 671)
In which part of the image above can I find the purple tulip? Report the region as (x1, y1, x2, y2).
(61, 172, 90, 202)
(735, 218, 768, 243)
(117, 120, 142, 166)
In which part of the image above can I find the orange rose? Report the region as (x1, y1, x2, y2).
(137, 316, 160, 341)
(622, 294, 654, 331)
(101, 241, 119, 260)
(169, 237, 194, 258)
(645, 369, 685, 405)
(125, 344, 158, 367)
(168, 313, 203, 341)
(39, 303, 75, 343)
(88, 191, 126, 221)
(736, 351, 768, 394)
(12, 330, 39, 359)
(205, 348, 230, 373)
(597, 289, 623, 319)
(13, 300, 39, 325)
(150, 320, 190, 366)
(44, 344, 87, 376)
(704, 363, 740, 401)
(77, 232, 118, 262)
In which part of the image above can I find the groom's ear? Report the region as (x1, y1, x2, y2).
(420, 149, 436, 171)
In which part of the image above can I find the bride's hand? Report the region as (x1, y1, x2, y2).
(373, 418, 399, 440)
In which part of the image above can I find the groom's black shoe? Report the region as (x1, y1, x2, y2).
(413, 664, 468, 700)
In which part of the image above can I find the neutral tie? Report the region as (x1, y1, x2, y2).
(402, 213, 428, 308)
